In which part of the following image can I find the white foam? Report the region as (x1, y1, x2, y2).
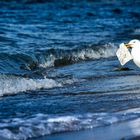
(73, 43, 116, 60)
(0, 75, 62, 96)
(0, 108, 140, 140)
(47, 116, 78, 123)
(134, 28, 140, 34)
(39, 43, 117, 68)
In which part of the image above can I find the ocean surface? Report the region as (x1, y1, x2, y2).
(0, 0, 140, 139)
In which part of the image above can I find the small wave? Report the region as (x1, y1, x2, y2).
(36, 43, 117, 68)
(0, 108, 140, 140)
(0, 74, 78, 96)
(0, 43, 117, 72)
(0, 74, 62, 96)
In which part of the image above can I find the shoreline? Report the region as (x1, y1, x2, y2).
(32, 118, 140, 140)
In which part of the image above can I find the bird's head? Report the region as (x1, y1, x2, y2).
(125, 39, 140, 48)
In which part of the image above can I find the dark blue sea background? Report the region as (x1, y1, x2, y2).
(0, 0, 140, 139)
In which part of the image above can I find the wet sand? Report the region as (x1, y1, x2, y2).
(33, 118, 140, 140)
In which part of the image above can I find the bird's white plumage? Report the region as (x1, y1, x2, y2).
(128, 39, 140, 68)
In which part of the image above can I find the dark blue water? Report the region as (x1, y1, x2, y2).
(0, 0, 140, 139)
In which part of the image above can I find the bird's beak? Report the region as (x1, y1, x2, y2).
(124, 43, 132, 48)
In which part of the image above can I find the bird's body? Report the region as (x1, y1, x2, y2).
(126, 39, 140, 68)
(131, 46, 140, 67)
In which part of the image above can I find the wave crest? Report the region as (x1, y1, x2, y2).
(0, 74, 62, 96)
(0, 43, 117, 73)
(36, 43, 117, 68)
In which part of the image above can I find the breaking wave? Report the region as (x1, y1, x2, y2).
(0, 43, 117, 72)
(0, 108, 140, 140)
(0, 73, 79, 96)
(37, 43, 116, 68)
(0, 74, 62, 96)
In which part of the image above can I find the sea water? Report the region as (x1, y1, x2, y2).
(0, 0, 140, 139)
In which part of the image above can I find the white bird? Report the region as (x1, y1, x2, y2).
(125, 39, 140, 68)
